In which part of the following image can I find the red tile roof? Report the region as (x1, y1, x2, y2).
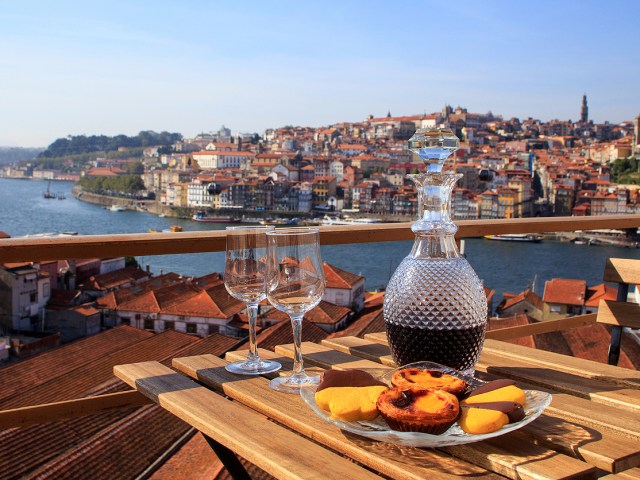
(0, 326, 152, 407)
(323, 262, 364, 289)
(543, 278, 586, 306)
(0, 330, 198, 409)
(81, 266, 151, 291)
(585, 283, 618, 307)
(255, 318, 329, 351)
(328, 306, 385, 339)
(0, 328, 244, 479)
(304, 300, 351, 326)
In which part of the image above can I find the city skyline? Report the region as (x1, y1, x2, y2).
(2, 0, 639, 147)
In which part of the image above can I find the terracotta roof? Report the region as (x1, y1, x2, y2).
(499, 289, 543, 312)
(304, 300, 351, 326)
(0, 330, 198, 409)
(0, 329, 244, 479)
(585, 283, 618, 307)
(0, 231, 10, 238)
(487, 314, 535, 348)
(323, 262, 364, 289)
(81, 266, 151, 291)
(0, 326, 152, 407)
(255, 318, 328, 351)
(328, 307, 385, 339)
(543, 279, 586, 306)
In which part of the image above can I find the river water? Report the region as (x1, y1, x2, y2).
(2, 178, 640, 301)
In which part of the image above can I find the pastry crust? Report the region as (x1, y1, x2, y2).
(376, 386, 459, 434)
(391, 368, 468, 397)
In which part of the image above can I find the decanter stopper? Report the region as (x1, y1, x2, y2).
(408, 128, 459, 173)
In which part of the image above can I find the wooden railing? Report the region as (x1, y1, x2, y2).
(1, 214, 640, 429)
(1, 214, 640, 263)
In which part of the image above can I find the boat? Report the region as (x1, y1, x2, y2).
(321, 215, 382, 226)
(149, 226, 183, 233)
(109, 205, 127, 212)
(192, 212, 241, 223)
(484, 233, 542, 242)
(43, 180, 55, 199)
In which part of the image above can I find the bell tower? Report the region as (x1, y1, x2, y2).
(580, 94, 588, 123)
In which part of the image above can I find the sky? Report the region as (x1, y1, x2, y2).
(1, 0, 639, 147)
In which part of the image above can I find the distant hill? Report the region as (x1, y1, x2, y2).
(39, 131, 182, 158)
(0, 147, 44, 164)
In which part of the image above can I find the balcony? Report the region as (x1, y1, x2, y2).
(1, 214, 639, 479)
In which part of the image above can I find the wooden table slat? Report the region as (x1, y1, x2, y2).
(173, 353, 501, 480)
(275, 342, 598, 479)
(481, 339, 640, 388)
(317, 338, 640, 473)
(113, 361, 383, 480)
(600, 467, 640, 479)
(331, 336, 640, 442)
(363, 333, 640, 411)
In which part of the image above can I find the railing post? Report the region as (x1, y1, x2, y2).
(607, 283, 629, 366)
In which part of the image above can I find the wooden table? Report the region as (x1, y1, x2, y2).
(114, 334, 640, 480)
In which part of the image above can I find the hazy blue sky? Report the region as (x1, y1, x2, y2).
(1, 0, 639, 147)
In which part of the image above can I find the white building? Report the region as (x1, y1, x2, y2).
(192, 151, 255, 170)
(0, 263, 51, 332)
(322, 263, 365, 312)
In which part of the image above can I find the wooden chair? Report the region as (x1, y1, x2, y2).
(597, 258, 640, 365)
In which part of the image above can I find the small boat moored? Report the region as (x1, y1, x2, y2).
(484, 233, 542, 242)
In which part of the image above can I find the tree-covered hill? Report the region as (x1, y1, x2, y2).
(38, 131, 182, 158)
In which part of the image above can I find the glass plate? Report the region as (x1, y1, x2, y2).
(299, 361, 552, 448)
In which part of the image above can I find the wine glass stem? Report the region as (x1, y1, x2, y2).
(246, 303, 259, 363)
(290, 313, 305, 377)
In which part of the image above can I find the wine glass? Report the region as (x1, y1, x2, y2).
(224, 226, 282, 375)
(265, 227, 325, 393)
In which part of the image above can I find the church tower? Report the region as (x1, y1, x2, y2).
(580, 94, 588, 123)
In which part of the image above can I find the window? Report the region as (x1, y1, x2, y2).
(144, 319, 154, 330)
(186, 323, 197, 334)
(121, 318, 131, 326)
(165, 321, 175, 331)
(208, 324, 219, 334)
(30, 293, 37, 303)
(549, 305, 562, 313)
(135, 314, 141, 320)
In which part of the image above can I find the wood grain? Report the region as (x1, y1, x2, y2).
(597, 300, 640, 329)
(485, 314, 597, 341)
(172, 353, 501, 480)
(113, 361, 383, 480)
(2, 214, 640, 262)
(0, 390, 151, 429)
(603, 258, 640, 285)
(275, 343, 599, 478)
(322, 337, 640, 472)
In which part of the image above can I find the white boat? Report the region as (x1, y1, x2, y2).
(485, 233, 542, 242)
(109, 205, 127, 212)
(321, 215, 382, 226)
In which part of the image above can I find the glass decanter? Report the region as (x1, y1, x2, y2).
(383, 128, 487, 376)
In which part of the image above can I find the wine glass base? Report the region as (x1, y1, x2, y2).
(225, 359, 282, 375)
(269, 373, 320, 393)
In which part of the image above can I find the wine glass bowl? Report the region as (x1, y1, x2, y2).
(265, 228, 325, 393)
(224, 226, 282, 375)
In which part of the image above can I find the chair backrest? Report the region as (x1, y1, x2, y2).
(598, 258, 640, 365)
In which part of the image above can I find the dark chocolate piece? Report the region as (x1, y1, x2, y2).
(461, 401, 525, 423)
(316, 369, 387, 392)
(467, 379, 516, 398)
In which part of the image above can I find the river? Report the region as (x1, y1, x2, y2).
(2, 178, 640, 302)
